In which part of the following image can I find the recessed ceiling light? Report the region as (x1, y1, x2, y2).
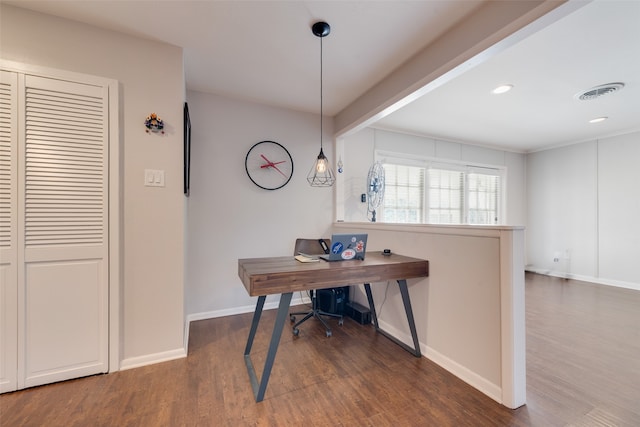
(492, 84, 513, 94)
(589, 117, 608, 124)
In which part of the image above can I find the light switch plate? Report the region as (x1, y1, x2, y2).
(144, 169, 165, 187)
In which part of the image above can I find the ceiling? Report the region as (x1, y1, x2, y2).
(375, 0, 640, 152)
(6, 0, 639, 153)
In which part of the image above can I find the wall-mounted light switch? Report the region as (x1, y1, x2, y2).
(144, 169, 165, 187)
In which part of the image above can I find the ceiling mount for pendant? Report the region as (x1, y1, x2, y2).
(312, 21, 330, 38)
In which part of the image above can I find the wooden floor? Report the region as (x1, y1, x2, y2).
(2, 273, 639, 426)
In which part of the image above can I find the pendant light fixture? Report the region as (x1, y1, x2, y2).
(307, 21, 335, 187)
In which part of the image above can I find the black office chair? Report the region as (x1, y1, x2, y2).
(289, 238, 344, 337)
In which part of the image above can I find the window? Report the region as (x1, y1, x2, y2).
(427, 168, 463, 224)
(381, 164, 424, 223)
(378, 153, 504, 225)
(467, 171, 500, 224)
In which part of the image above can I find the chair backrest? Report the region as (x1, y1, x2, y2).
(293, 238, 331, 256)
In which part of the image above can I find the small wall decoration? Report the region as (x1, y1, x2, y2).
(145, 113, 165, 133)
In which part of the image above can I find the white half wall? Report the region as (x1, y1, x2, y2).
(333, 222, 526, 409)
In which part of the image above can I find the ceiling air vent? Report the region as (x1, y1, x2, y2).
(576, 82, 625, 100)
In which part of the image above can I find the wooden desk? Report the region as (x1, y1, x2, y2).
(238, 252, 429, 402)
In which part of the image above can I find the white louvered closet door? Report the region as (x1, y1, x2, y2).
(0, 70, 19, 393)
(18, 74, 109, 389)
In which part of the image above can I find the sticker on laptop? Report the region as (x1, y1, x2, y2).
(341, 248, 356, 259)
(331, 242, 343, 254)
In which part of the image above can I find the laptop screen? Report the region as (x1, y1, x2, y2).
(323, 233, 368, 261)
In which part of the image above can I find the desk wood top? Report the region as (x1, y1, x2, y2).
(238, 252, 429, 296)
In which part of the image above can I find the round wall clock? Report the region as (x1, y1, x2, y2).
(245, 141, 294, 190)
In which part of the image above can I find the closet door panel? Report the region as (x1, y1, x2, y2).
(0, 70, 18, 393)
(19, 74, 108, 388)
(24, 259, 104, 385)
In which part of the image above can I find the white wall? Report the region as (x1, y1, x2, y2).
(1, 5, 186, 365)
(339, 128, 527, 226)
(527, 131, 640, 290)
(185, 91, 335, 318)
(598, 133, 640, 285)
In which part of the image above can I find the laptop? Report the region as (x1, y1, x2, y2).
(319, 233, 368, 262)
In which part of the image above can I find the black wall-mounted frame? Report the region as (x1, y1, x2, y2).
(183, 102, 191, 196)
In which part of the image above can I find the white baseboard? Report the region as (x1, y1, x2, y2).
(424, 346, 503, 403)
(184, 294, 310, 353)
(186, 303, 261, 324)
(186, 294, 310, 324)
(120, 347, 187, 371)
(525, 267, 640, 292)
(377, 319, 503, 404)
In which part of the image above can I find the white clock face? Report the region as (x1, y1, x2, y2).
(245, 141, 294, 190)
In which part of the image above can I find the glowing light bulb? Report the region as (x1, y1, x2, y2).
(316, 158, 327, 173)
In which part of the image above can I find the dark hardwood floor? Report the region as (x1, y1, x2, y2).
(2, 273, 639, 426)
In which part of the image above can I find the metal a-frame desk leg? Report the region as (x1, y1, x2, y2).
(244, 292, 293, 402)
(364, 280, 421, 357)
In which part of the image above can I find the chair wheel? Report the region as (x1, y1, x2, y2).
(292, 328, 299, 336)
(338, 318, 344, 326)
(290, 315, 296, 322)
(326, 330, 332, 337)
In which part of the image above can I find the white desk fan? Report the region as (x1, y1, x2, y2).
(367, 161, 385, 222)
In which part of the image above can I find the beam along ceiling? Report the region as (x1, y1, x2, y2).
(7, 0, 639, 153)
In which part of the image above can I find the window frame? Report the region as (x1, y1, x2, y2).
(375, 150, 507, 225)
